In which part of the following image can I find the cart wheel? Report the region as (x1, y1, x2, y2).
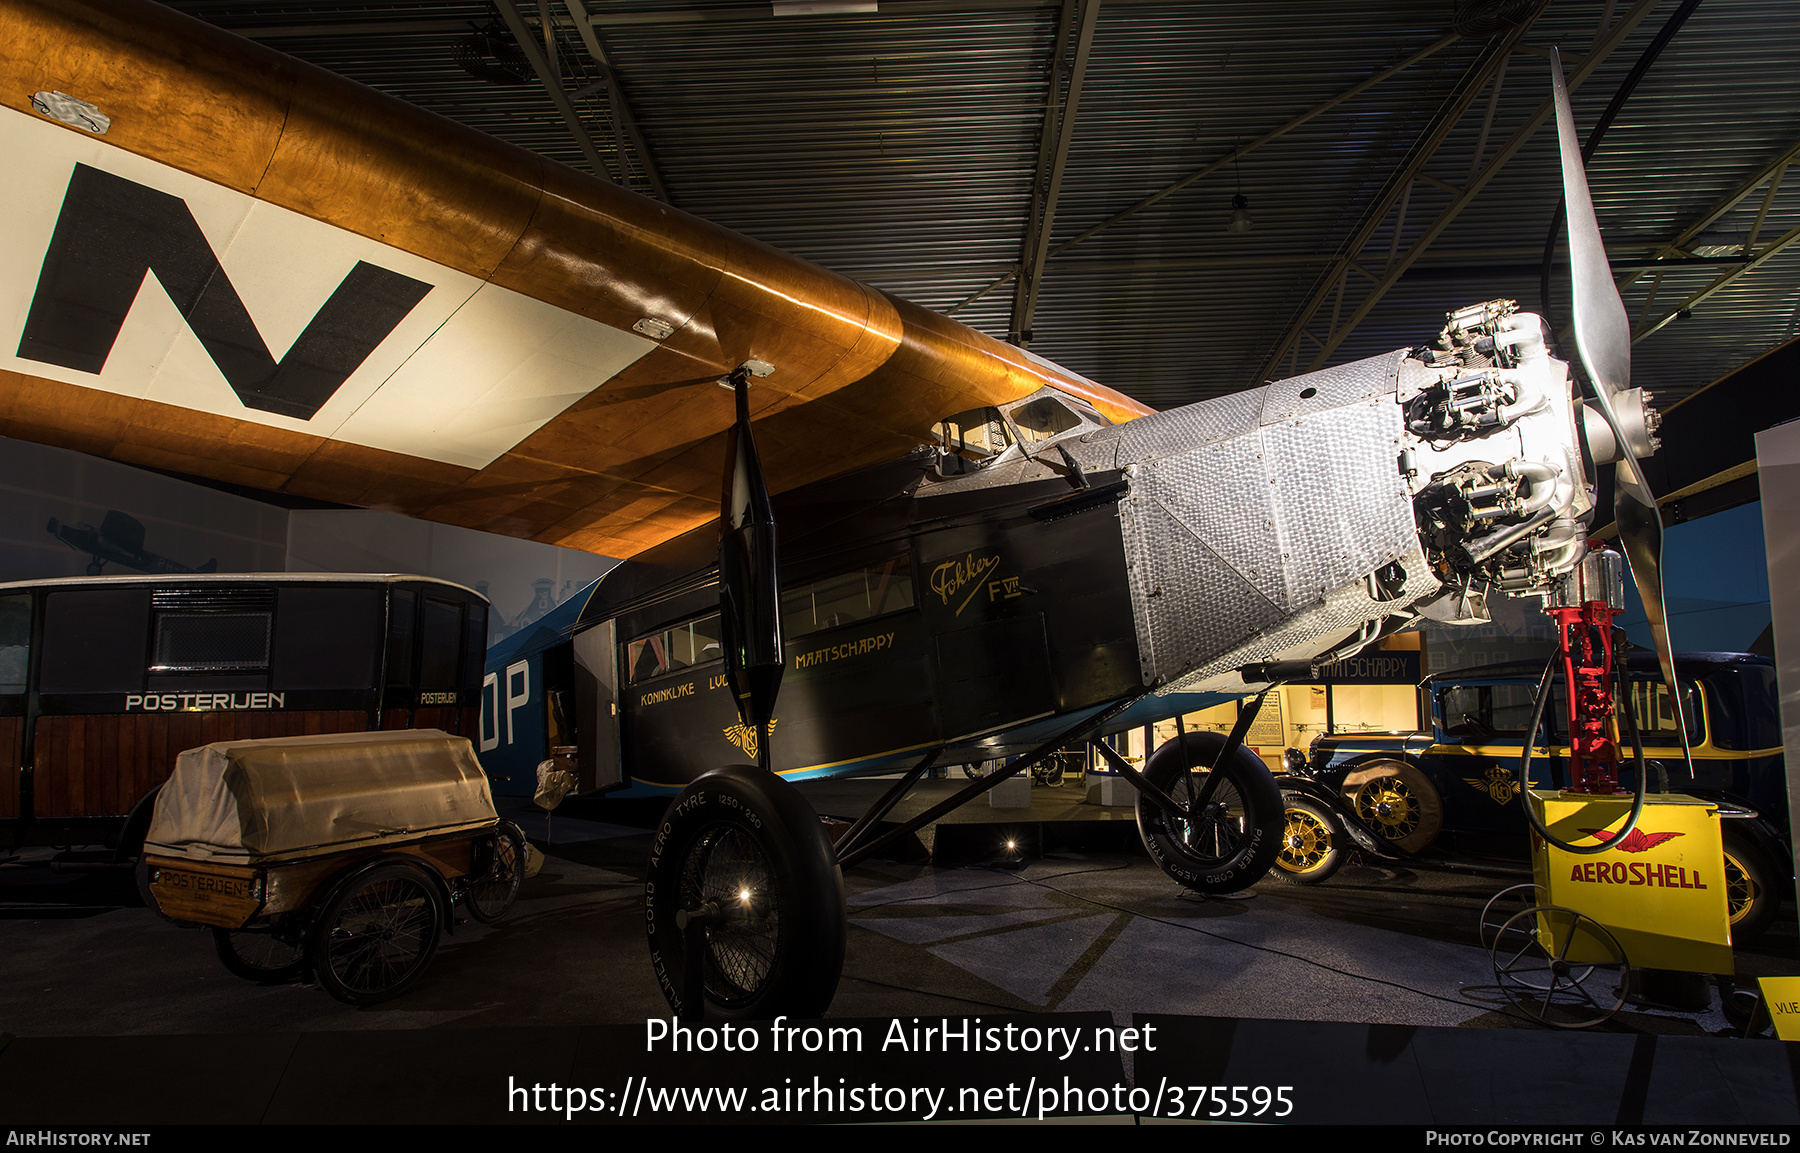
(1273, 794, 1342, 884)
(464, 821, 526, 924)
(213, 926, 305, 983)
(646, 766, 846, 1020)
(1135, 732, 1284, 895)
(1490, 904, 1629, 1029)
(309, 862, 445, 1006)
(1478, 883, 1546, 952)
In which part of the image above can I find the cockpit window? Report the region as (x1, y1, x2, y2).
(931, 389, 1107, 471)
(935, 407, 1010, 462)
(1009, 396, 1082, 444)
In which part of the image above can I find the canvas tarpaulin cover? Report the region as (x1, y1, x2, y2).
(144, 729, 497, 864)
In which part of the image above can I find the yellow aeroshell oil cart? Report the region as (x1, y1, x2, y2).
(1487, 791, 1734, 1026)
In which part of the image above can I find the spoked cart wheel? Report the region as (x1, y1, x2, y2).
(1490, 904, 1630, 1029)
(213, 924, 305, 983)
(1478, 883, 1546, 952)
(309, 861, 447, 1006)
(464, 820, 526, 924)
(646, 766, 847, 1020)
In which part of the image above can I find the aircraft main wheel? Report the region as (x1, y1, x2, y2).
(1721, 828, 1778, 943)
(1273, 794, 1342, 884)
(309, 862, 445, 1006)
(960, 760, 996, 780)
(213, 925, 305, 983)
(464, 821, 526, 924)
(1491, 904, 1629, 1029)
(1342, 759, 1442, 854)
(1135, 732, 1283, 895)
(647, 766, 847, 1020)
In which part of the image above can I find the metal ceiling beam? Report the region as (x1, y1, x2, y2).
(1259, 0, 1661, 381)
(562, 0, 671, 201)
(949, 31, 1462, 316)
(495, 0, 616, 183)
(228, 20, 478, 39)
(584, 0, 1052, 25)
(1258, 2, 1551, 379)
(1635, 222, 1800, 343)
(1616, 139, 1800, 292)
(1011, 0, 1100, 347)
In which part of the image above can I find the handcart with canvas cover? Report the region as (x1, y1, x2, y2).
(140, 729, 524, 1005)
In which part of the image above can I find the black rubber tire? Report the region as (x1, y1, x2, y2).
(464, 821, 526, 924)
(1135, 732, 1284, 894)
(646, 766, 847, 1020)
(213, 925, 305, 983)
(1274, 793, 1343, 884)
(1721, 826, 1779, 944)
(960, 760, 996, 780)
(309, 861, 445, 1006)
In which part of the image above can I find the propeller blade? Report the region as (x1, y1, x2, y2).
(1550, 50, 1691, 764)
(1551, 49, 1632, 406)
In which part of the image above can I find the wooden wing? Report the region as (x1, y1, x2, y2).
(0, 0, 1149, 558)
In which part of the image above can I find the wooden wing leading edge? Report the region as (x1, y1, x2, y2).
(0, 0, 1150, 559)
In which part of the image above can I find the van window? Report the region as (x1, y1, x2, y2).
(39, 588, 151, 694)
(0, 594, 29, 694)
(273, 586, 381, 690)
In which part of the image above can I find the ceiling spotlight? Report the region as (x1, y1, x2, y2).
(1227, 193, 1254, 234)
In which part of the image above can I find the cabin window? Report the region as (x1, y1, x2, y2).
(781, 556, 915, 638)
(0, 594, 29, 694)
(1621, 679, 1705, 747)
(626, 613, 723, 684)
(1707, 666, 1780, 751)
(1438, 683, 1539, 738)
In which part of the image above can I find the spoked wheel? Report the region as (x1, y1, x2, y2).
(1135, 732, 1284, 895)
(1478, 883, 1546, 952)
(213, 924, 305, 983)
(1490, 904, 1630, 1029)
(309, 862, 445, 1006)
(1342, 760, 1442, 854)
(1721, 828, 1778, 943)
(1273, 794, 1342, 884)
(647, 766, 847, 1020)
(464, 821, 526, 924)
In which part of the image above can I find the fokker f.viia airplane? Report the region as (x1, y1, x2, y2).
(1, 1, 1679, 1020)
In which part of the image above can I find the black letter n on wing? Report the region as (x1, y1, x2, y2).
(17, 164, 433, 421)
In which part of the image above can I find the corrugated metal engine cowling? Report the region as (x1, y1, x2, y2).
(1116, 348, 1422, 688)
(143, 729, 498, 865)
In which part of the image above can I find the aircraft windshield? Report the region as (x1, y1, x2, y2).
(932, 391, 1105, 469)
